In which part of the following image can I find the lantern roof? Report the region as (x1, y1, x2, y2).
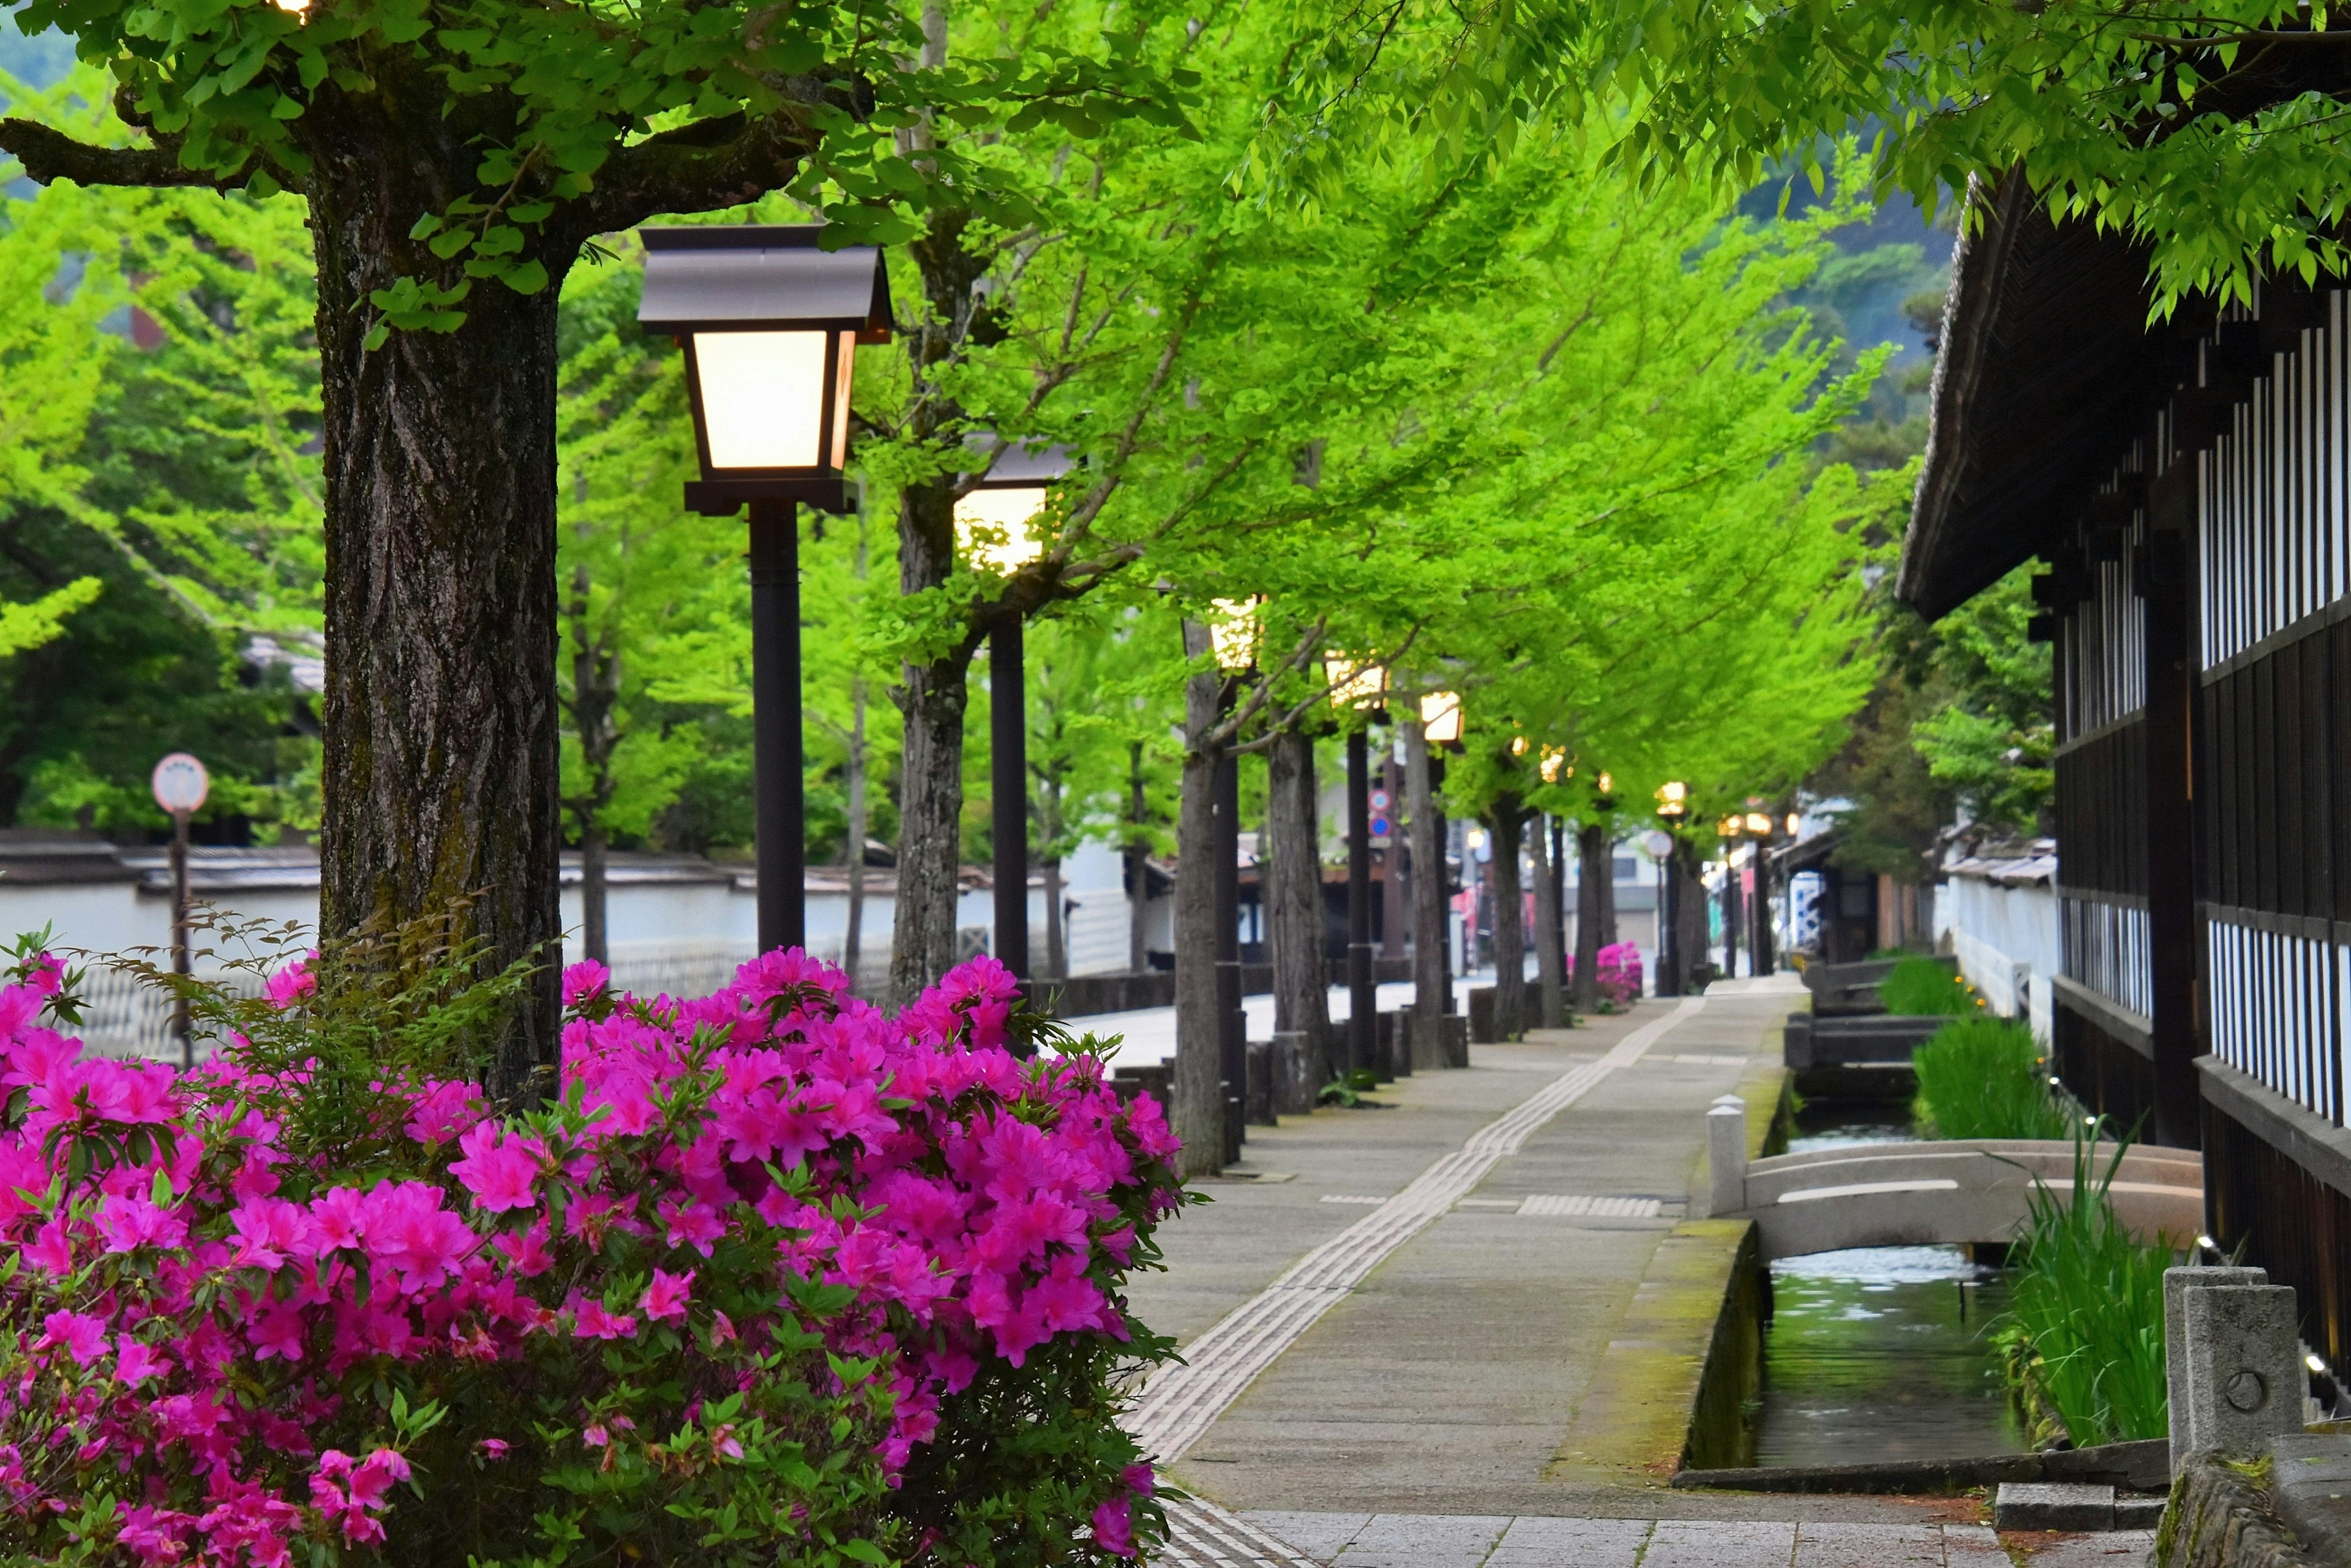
(964, 435, 1076, 487)
(637, 225, 893, 341)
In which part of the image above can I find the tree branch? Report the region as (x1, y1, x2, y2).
(562, 107, 826, 243)
(0, 119, 228, 189)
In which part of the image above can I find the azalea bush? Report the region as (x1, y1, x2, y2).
(0, 923, 1180, 1567)
(1567, 942, 1644, 1008)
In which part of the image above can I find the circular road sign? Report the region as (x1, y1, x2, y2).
(151, 753, 210, 816)
(1370, 816, 1393, 838)
(1641, 830, 1673, 859)
(1370, 789, 1392, 812)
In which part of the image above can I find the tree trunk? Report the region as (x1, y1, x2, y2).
(890, 647, 967, 1005)
(1408, 722, 1447, 1049)
(315, 189, 564, 1105)
(1676, 839, 1709, 994)
(1490, 799, 1526, 1038)
(1044, 857, 1066, 979)
(1127, 740, 1151, 973)
(582, 824, 608, 966)
(1574, 820, 1607, 1011)
(1265, 727, 1332, 1068)
(1173, 623, 1223, 1177)
(844, 673, 868, 992)
(1531, 812, 1564, 1028)
(1598, 830, 1619, 945)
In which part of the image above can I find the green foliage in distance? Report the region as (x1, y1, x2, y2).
(1909, 566, 2055, 835)
(1912, 1016, 2072, 1140)
(552, 252, 740, 857)
(0, 66, 321, 836)
(1262, 0, 2351, 310)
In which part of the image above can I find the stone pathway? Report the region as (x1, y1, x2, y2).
(1120, 978, 2159, 1567)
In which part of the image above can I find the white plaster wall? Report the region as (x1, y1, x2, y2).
(1941, 874, 2060, 1041)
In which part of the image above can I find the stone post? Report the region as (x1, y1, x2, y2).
(2165, 1265, 2268, 1470)
(1708, 1096, 1747, 1218)
(2183, 1282, 2303, 1458)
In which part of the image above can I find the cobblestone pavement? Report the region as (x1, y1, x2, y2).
(1157, 1503, 2156, 1567)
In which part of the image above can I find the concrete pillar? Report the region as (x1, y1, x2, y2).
(2165, 1265, 2267, 1469)
(2183, 1281, 2303, 1459)
(1708, 1096, 1747, 1218)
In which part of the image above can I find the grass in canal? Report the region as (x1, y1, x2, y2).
(1878, 956, 1980, 1016)
(1912, 1017, 2075, 1140)
(2000, 1131, 2172, 1446)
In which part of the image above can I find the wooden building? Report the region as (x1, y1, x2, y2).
(1904, 170, 2351, 1370)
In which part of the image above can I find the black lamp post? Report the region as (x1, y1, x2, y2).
(637, 225, 893, 955)
(1742, 811, 1776, 977)
(1653, 782, 1688, 996)
(1211, 602, 1261, 1158)
(956, 441, 1074, 997)
(1327, 655, 1388, 1076)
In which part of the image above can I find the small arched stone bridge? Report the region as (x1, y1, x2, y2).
(1706, 1098, 2204, 1261)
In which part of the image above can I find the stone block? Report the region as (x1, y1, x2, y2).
(2166, 1266, 2268, 1469)
(2265, 1431, 2351, 1564)
(2184, 1283, 2304, 1458)
(1381, 1010, 1412, 1078)
(1442, 1013, 1469, 1068)
(1269, 1031, 1316, 1116)
(1706, 1097, 1747, 1218)
(1993, 1482, 2115, 1531)
(1468, 986, 1498, 1043)
(1243, 1040, 1276, 1126)
(2114, 1496, 2167, 1529)
(1408, 1011, 1449, 1071)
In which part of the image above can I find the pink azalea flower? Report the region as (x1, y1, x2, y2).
(571, 1296, 637, 1341)
(263, 953, 318, 1009)
(639, 1267, 694, 1323)
(114, 1335, 168, 1384)
(1092, 1496, 1137, 1558)
(449, 1122, 544, 1212)
(40, 1309, 107, 1366)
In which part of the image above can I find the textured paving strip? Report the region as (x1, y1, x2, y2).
(1158, 1512, 2064, 1567)
(1125, 997, 1708, 1463)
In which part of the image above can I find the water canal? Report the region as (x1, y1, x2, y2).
(1751, 1106, 2030, 1468)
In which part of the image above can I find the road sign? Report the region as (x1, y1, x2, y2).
(1370, 789, 1391, 812)
(1370, 815, 1393, 837)
(151, 753, 209, 816)
(1641, 830, 1673, 859)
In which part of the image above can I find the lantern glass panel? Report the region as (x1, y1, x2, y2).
(1420, 691, 1462, 743)
(694, 330, 830, 471)
(830, 330, 857, 470)
(955, 487, 1049, 571)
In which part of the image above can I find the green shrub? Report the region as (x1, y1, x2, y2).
(1913, 1017, 2074, 1140)
(2001, 1131, 2173, 1445)
(1878, 955, 1977, 1016)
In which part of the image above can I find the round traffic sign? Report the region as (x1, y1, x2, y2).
(1370, 789, 1391, 811)
(1370, 816, 1393, 837)
(151, 753, 209, 816)
(1641, 830, 1673, 859)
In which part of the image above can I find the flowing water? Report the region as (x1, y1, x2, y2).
(1750, 1106, 2029, 1468)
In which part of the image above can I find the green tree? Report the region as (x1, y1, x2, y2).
(1, 0, 1186, 1093)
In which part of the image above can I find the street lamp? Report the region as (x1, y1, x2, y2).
(1653, 782, 1687, 994)
(639, 225, 892, 955)
(1327, 654, 1389, 1076)
(1420, 689, 1463, 745)
(1209, 598, 1261, 1158)
(955, 441, 1073, 993)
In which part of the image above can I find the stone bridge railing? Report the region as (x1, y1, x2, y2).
(1706, 1096, 2204, 1261)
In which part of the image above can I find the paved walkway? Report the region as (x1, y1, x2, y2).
(1120, 977, 2153, 1566)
